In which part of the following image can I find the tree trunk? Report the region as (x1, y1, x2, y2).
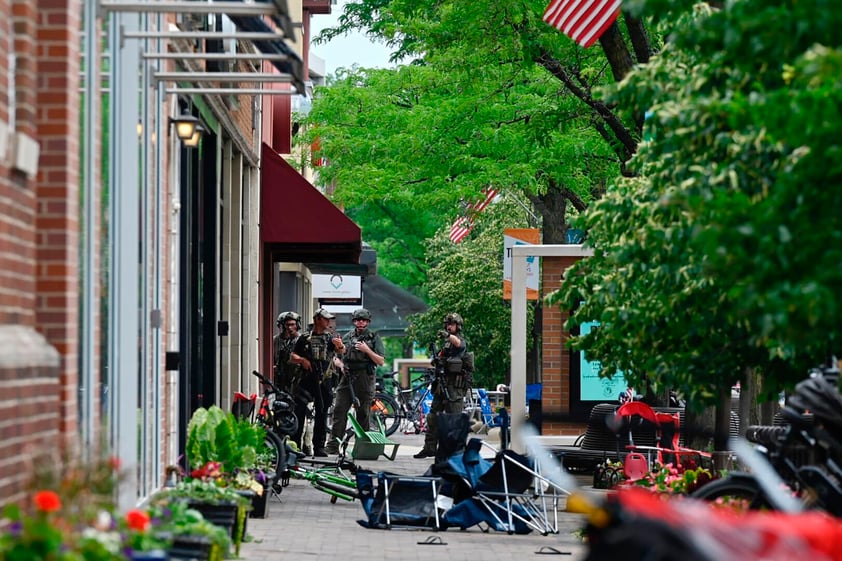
(684, 405, 716, 452)
(739, 366, 756, 436)
(598, 22, 634, 82)
(623, 14, 651, 64)
(713, 385, 733, 471)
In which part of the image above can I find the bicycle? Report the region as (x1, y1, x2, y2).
(233, 370, 300, 490)
(287, 419, 362, 503)
(371, 370, 433, 437)
(691, 361, 842, 516)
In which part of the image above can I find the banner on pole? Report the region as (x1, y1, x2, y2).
(503, 228, 540, 300)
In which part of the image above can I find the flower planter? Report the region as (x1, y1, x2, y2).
(129, 549, 169, 561)
(187, 501, 238, 539)
(248, 483, 270, 518)
(168, 534, 215, 561)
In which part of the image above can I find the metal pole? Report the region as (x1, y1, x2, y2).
(80, 0, 99, 454)
(154, 71, 294, 82)
(108, 7, 141, 510)
(164, 88, 298, 95)
(510, 245, 593, 454)
(100, 1, 279, 15)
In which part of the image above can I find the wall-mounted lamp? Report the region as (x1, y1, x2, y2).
(182, 124, 206, 148)
(170, 114, 202, 143)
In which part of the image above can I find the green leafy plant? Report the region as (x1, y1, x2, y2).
(185, 406, 264, 477)
(152, 481, 250, 556)
(0, 491, 75, 561)
(152, 481, 249, 507)
(145, 499, 230, 561)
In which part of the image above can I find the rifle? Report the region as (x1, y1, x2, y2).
(427, 341, 452, 401)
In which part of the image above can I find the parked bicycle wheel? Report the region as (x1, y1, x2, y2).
(260, 429, 286, 487)
(690, 473, 774, 510)
(371, 392, 400, 436)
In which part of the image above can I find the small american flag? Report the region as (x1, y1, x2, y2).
(543, 0, 622, 48)
(449, 187, 499, 244)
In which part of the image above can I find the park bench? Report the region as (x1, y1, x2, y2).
(550, 402, 739, 473)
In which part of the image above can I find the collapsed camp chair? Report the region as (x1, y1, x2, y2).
(346, 412, 400, 461)
(614, 401, 710, 479)
(355, 470, 446, 530)
(441, 438, 564, 535)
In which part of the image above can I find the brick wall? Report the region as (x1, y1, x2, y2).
(35, 0, 81, 440)
(0, 0, 82, 505)
(541, 255, 586, 435)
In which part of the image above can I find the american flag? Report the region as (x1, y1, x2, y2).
(449, 187, 499, 244)
(542, 0, 622, 48)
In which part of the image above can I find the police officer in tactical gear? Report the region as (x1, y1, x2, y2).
(273, 311, 303, 395)
(290, 308, 346, 457)
(414, 312, 468, 459)
(324, 308, 385, 455)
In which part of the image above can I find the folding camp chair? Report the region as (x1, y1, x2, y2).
(355, 470, 446, 530)
(442, 438, 563, 535)
(475, 388, 504, 433)
(346, 412, 400, 461)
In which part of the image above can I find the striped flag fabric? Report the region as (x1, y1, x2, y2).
(542, 0, 622, 48)
(449, 187, 499, 244)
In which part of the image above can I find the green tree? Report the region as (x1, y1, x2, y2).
(301, 0, 653, 290)
(554, 1, 842, 417)
(407, 197, 535, 388)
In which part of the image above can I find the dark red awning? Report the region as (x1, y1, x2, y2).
(260, 143, 361, 264)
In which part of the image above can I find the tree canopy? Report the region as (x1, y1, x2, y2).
(299, 0, 659, 382)
(553, 0, 842, 407)
(301, 0, 647, 292)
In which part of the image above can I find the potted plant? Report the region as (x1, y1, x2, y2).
(153, 480, 250, 556)
(145, 498, 231, 561)
(185, 406, 270, 517)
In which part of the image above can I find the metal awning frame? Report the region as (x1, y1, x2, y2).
(100, 1, 280, 16)
(99, 0, 305, 95)
(165, 87, 299, 95)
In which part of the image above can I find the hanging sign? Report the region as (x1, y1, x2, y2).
(503, 228, 540, 300)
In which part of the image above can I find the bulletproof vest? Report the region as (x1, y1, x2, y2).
(345, 329, 375, 366)
(307, 331, 334, 372)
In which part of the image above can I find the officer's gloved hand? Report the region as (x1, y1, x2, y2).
(438, 330, 449, 340)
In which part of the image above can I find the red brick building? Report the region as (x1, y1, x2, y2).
(0, 0, 346, 507)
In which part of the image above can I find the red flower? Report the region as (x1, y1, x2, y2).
(125, 509, 150, 532)
(33, 490, 62, 512)
(109, 456, 122, 471)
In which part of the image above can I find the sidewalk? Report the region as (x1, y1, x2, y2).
(240, 431, 590, 561)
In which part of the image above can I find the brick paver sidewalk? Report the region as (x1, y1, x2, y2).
(240, 431, 589, 561)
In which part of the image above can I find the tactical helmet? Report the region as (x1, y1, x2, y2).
(277, 311, 301, 329)
(352, 308, 372, 321)
(444, 312, 464, 330)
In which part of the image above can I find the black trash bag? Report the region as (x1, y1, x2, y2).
(435, 412, 470, 463)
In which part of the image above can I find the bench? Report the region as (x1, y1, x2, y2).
(549, 403, 739, 473)
(347, 412, 400, 461)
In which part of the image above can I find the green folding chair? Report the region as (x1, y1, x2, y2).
(346, 412, 400, 461)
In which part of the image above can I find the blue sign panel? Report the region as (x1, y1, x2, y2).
(579, 321, 628, 401)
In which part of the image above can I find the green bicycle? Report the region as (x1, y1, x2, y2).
(288, 434, 360, 503)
